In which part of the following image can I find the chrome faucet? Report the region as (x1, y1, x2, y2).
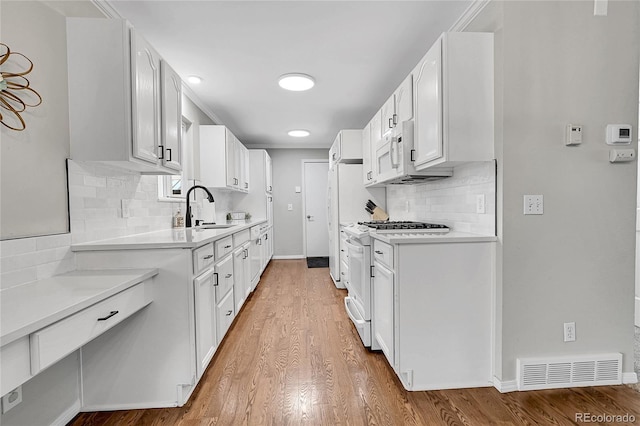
(185, 185, 215, 228)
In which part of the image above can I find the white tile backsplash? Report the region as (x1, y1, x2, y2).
(1, 233, 74, 289)
(386, 161, 496, 235)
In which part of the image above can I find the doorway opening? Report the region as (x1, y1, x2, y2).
(301, 160, 329, 266)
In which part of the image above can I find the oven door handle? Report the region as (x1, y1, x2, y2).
(344, 297, 366, 326)
(344, 239, 364, 255)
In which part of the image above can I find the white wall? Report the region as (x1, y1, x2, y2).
(469, 0, 639, 382)
(0, 0, 70, 239)
(267, 148, 329, 257)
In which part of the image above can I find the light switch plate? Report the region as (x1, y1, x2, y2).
(524, 195, 543, 215)
(287, 203, 293, 211)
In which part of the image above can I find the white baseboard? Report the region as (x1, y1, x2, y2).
(51, 399, 81, 426)
(493, 376, 518, 393)
(272, 255, 304, 260)
(623, 372, 638, 384)
(81, 400, 178, 411)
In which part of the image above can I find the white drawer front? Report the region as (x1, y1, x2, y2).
(215, 236, 234, 258)
(1, 337, 32, 396)
(193, 243, 215, 276)
(233, 229, 250, 246)
(373, 240, 394, 269)
(215, 254, 234, 303)
(30, 283, 149, 374)
(340, 259, 349, 289)
(216, 289, 235, 345)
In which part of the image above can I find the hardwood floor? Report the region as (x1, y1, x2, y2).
(70, 260, 640, 425)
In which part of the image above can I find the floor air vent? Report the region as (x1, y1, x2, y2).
(517, 353, 622, 391)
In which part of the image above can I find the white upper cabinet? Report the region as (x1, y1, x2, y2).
(362, 122, 372, 184)
(160, 61, 182, 172)
(200, 125, 249, 193)
(381, 75, 414, 138)
(330, 130, 362, 165)
(66, 18, 180, 175)
(265, 153, 273, 193)
(413, 32, 494, 170)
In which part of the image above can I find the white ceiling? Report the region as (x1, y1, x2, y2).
(109, 1, 472, 148)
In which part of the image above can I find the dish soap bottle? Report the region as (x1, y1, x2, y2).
(173, 210, 184, 228)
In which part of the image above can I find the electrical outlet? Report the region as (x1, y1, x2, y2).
(2, 386, 22, 414)
(476, 194, 486, 214)
(564, 322, 576, 342)
(523, 195, 543, 215)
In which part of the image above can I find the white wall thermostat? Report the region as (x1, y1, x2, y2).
(565, 124, 583, 146)
(606, 124, 632, 145)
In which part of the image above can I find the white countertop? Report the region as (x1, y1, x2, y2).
(71, 219, 267, 251)
(1, 268, 158, 346)
(370, 231, 497, 245)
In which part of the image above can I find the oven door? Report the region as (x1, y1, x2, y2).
(345, 238, 371, 320)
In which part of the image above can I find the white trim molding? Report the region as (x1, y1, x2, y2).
(449, 0, 491, 32)
(273, 255, 305, 260)
(622, 372, 638, 384)
(51, 399, 82, 426)
(493, 376, 517, 393)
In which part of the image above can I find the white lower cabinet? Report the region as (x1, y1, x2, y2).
(194, 268, 216, 379)
(371, 238, 494, 391)
(216, 289, 235, 345)
(372, 260, 394, 367)
(233, 242, 251, 313)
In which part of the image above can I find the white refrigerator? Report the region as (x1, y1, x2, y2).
(328, 163, 385, 287)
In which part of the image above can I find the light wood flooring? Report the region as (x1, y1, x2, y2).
(70, 260, 640, 425)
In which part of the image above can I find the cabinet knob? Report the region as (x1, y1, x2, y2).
(226, 310, 233, 316)
(225, 273, 232, 278)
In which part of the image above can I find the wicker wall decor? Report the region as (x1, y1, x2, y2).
(0, 43, 43, 131)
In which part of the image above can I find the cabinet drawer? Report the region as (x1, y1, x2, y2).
(340, 259, 349, 289)
(215, 254, 234, 303)
(340, 241, 349, 265)
(193, 243, 215, 275)
(1, 337, 31, 396)
(30, 283, 149, 374)
(216, 289, 235, 345)
(373, 240, 394, 269)
(215, 236, 234, 258)
(233, 229, 250, 246)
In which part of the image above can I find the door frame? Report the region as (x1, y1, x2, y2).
(301, 159, 329, 258)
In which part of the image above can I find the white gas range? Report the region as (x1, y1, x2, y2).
(341, 220, 450, 349)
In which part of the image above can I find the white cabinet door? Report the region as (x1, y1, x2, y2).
(216, 289, 235, 345)
(242, 243, 251, 299)
(160, 60, 182, 172)
(413, 37, 443, 168)
(130, 30, 160, 165)
(194, 269, 216, 378)
(225, 129, 237, 188)
(242, 145, 250, 192)
(395, 74, 413, 124)
(265, 153, 273, 193)
(362, 123, 372, 185)
(373, 261, 395, 367)
(381, 95, 395, 137)
(233, 247, 246, 313)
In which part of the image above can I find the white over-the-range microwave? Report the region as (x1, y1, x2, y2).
(374, 120, 452, 184)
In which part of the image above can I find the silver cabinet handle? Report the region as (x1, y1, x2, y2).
(97, 310, 119, 321)
(203, 254, 213, 260)
(158, 145, 164, 160)
(224, 245, 231, 249)
(226, 310, 233, 316)
(166, 148, 172, 162)
(389, 118, 393, 129)
(375, 250, 383, 254)
(213, 272, 219, 286)
(393, 113, 398, 126)
(225, 273, 232, 278)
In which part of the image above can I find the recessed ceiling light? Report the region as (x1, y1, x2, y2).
(278, 73, 315, 91)
(288, 130, 310, 137)
(187, 75, 202, 84)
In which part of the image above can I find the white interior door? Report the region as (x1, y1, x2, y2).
(303, 160, 329, 257)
